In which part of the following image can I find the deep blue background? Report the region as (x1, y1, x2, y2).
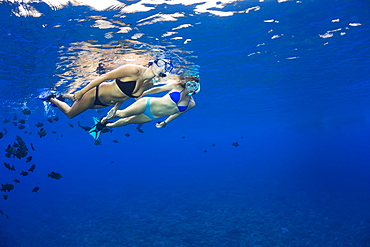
(0, 0, 370, 246)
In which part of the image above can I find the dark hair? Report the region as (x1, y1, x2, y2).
(179, 74, 199, 83)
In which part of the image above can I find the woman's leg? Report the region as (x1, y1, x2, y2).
(113, 98, 148, 119)
(106, 114, 152, 128)
(50, 89, 96, 119)
(62, 94, 74, 101)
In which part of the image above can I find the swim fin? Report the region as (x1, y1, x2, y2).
(89, 117, 107, 140)
(37, 89, 64, 107)
(89, 117, 101, 140)
(37, 89, 56, 102)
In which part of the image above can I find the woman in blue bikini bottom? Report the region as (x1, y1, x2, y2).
(99, 76, 200, 129)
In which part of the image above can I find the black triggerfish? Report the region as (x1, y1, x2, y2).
(48, 172, 62, 180)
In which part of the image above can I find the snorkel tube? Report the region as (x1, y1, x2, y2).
(186, 81, 201, 96)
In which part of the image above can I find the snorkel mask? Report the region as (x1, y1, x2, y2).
(148, 58, 174, 78)
(185, 81, 200, 96)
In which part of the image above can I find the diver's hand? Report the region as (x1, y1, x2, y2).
(155, 121, 167, 128)
(101, 116, 108, 124)
(72, 90, 83, 102)
(106, 107, 117, 120)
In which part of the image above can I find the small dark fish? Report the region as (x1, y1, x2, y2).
(26, 156, 33, 163)
(0, 184, 14, 192)
(20, 171, 29, 176)
(18, 119, 26, 124)
(0, 210, 4, 215)
(30, 143, 35, 151)
(78, 121, 91, 131)
(54, 116, 59, 121)
(15, 146, 28, 159)
(3, 119, 10, 123)
(212, 143, 216, 147)
(0, 132, 3, 139)
(113, 140, 119, 143)
(35, 122, 44, 128)
(5, 144, 16, 157)
(3, 195, 8, 200)
(32, 187, 39, 193)
(13, 179, 20, 183)
(37, 128, 47, 138)
(94, 139, 101, 145)
(125, 133, 130, 137)
(203, 150, 208, 153)
(51, 131, 57, 134)
(5, 214, 9, 219)
(13, 122, 18, 126)
(101, 128, 111, 134)
(232, 142, 240, 147)
(48, 172, 62, 180)
(68, 123, 74, 128)
(3, 128, 7, 135)
(28, 164, 36, 172)
(4, 162, 15, 171)
(16, 135, 25, 145)
(47, 117, 53, 123)
(182, 136, 186, 139)
(22, 108, 31, 115)
(136, 125, 144, 133)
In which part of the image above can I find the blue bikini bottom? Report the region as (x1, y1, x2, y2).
(143, 97, 155, 120)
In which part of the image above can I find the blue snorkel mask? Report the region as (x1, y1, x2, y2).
(185, 81, 200, 96)
(148, 58, 174, 77)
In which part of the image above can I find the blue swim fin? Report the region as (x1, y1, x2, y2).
(89, 117, 102, 140)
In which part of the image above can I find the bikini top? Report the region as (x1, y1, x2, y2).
(169, 89, 191, 112)
(115, 79, 138, 98)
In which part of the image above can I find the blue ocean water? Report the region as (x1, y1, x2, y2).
(1, 0, 370, 246)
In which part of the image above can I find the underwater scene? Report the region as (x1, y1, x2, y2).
(0, 0, 370, 246)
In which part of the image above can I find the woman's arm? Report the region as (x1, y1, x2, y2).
(156, 99, 196, 128)
(102, 102, 123, 123)
(141, 82, 178, 97)
(156, 112, 182, 128)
